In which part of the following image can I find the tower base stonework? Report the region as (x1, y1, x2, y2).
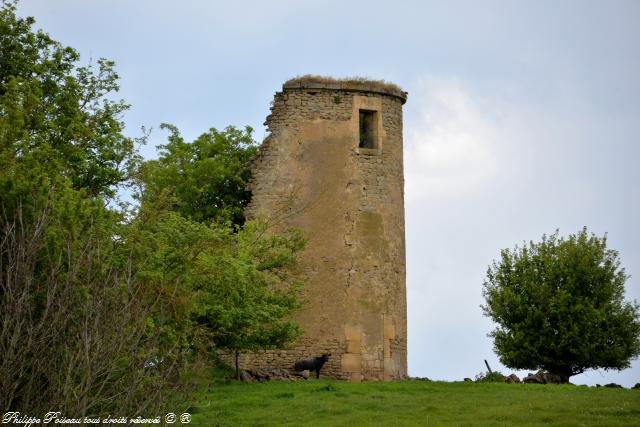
(226, 77, 408, 381)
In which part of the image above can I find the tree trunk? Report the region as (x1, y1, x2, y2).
(549, 367, 572, 383)
(558, 372, 571, 383)
(235, 349, 240, 380)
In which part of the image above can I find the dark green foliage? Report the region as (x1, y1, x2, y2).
(137, 122, 305, 378)
(127, 207, 305, 379)
(139, 123, 257, 225)
(192, 220, 304, 377)
(482, 228, 640, 382)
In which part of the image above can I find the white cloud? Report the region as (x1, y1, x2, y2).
(404, 78, 501, 203)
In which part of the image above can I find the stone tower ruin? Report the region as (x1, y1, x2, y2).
(242, 76, 407, 381)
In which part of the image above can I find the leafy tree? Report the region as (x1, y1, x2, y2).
(192, 220, 304, 378)
(482, 228, 640, 382)
(136, 124, 305, 377)
(1, 1, 140, 199)
(136, 123, 305, 377)
(125, 209, 217, 354)
(138, 123, 257, 225)
(1, 2, 182, 413)
(129, 207, 304, 379)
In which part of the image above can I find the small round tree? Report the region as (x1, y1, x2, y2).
(482, 228, 640, 383)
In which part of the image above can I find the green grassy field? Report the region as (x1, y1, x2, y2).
(187, 379, 640, 426)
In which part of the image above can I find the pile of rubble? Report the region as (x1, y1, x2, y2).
(235, 368, 310, 382)
(521, 370, 563, 384)
(466, 370, 638, 389)
(474, 370, 564, 384)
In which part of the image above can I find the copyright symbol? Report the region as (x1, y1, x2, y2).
(180, 413, 191, 424)
(165, 413, 176, 423)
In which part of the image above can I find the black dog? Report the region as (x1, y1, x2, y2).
(293, 353, 331, 379)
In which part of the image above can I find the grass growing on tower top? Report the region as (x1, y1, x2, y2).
(284, 75, 404, 93)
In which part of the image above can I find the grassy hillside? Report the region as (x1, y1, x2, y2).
(187, 379, 640, 426)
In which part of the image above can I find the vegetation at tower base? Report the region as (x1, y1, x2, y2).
(136, 125, 305, 380)
(192, 219, 304, 380)
(482, 228, 640, 383)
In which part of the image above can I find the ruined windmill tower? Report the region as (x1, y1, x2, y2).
(244, 76, 408, 381)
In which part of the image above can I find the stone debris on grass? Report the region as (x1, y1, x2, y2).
(522, 370, 564, 384)
(235, 368, 311, 382)
(505, 374, 521, 384)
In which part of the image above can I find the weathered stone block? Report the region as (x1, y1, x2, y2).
(346, 339, 361, 354)
(341, 353, 362, 373)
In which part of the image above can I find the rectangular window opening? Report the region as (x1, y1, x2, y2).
(359, 110, 377, 149)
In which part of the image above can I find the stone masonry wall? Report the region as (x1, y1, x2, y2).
(219, 338, 348, 380)
(229, 80, 407, 381)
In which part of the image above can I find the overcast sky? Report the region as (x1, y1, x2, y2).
(18, 0, 640, 386)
